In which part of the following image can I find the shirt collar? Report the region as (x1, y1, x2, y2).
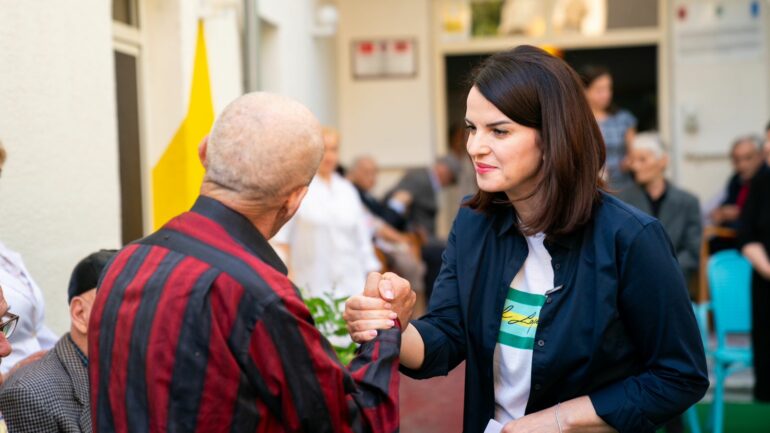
(67, 334, 88, 368)
(491, 200, 585, 250)
(190, 196, 288, 275)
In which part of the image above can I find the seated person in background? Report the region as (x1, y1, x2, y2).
(347, 156, 407, 231)
(385, 155, 461, 298)
(0, 140, 57, 374)
(710, 135, 766, 228)
(619, 133, 702, 282)
(384, 155, 461, 240)
(0, 286, 14, 433)
(347, 156, 425, 295)
(273, 127, 380, 303)
(707, 135, 766, 252)
(0, 250, 115, 433)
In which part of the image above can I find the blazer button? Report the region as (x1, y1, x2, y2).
(554, 263, 561, 270)
(546, 297, 553, 304)
(537, 340, 545, 347)
(533, 383, 542, 391)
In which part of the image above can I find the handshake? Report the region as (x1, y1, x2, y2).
(343, 272, 417, 343)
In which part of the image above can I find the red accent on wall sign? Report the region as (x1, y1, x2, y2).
(678, 6, 687, 21)
(395, 41, 409, 52)
(360, 42, 374, 54)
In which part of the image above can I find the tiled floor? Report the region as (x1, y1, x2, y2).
(400, 363, 465, 433)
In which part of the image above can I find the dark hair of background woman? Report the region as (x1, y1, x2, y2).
(464, 45, 606, 236)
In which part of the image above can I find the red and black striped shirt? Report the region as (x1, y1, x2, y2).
(88, 196, 401, 433)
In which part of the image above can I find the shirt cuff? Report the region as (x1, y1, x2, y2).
(589, 381, 657, 433)
(387, 199, 407, 215)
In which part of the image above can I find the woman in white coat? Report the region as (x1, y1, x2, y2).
(0, 142, 57, 375)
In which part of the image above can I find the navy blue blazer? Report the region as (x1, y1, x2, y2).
(402, 193, 708, 433)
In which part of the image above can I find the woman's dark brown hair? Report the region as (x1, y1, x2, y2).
(464, 45, 606, 236)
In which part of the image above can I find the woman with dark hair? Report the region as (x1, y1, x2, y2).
(344, 46, 708, 433)
(581, 65, 637, 190)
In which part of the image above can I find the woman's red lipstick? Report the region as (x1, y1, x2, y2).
(475, 162, 496, 174)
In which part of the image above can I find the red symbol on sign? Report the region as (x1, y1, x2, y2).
(678, 5, 687, 20)
(395, 41, 410, 53)
(359, 42, 374, 54)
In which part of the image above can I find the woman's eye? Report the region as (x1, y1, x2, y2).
(492, 128, 508, 136)
(465, 124, 476, 133)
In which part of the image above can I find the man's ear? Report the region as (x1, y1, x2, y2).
(285, 185, 309, 217)
(661, 154, 670, 170)
(70, 297, 88, 335)
(198, 135, 209, 168)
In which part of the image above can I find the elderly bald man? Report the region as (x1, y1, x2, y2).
(89, 93, 415, 433)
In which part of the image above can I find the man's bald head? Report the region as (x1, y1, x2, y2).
(204, 92, 324, 205)
(347, 155, 378, 192)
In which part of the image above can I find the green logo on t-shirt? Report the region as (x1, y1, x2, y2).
(498, 287, 546, 350)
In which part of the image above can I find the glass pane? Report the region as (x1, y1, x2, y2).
(114, 51, 145, 244)
(113, 0, 139, 27)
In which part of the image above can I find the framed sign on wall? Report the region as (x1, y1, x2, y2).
(351, 38, 418, 79)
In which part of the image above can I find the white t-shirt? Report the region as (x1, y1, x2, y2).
(493, 232, 554, 423)
(273, 173, 380, 300)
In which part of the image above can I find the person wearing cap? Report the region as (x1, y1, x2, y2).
(0, 249, 116, 433)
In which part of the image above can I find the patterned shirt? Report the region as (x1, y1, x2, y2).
(89, 196, 401, 433)
(598, 109, 637, 190)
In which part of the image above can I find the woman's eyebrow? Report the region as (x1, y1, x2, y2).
(486, 120, 512, 127)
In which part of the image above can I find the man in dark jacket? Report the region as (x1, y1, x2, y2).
(0, 250, 116, 433)
(620, 133, 702, 282)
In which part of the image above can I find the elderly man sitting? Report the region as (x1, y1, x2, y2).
(89, 93, 415, 432)
(619, 133, 702, 281)
(0, 250, 115, 433)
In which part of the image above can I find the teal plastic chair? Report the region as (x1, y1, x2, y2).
(706, 250, 753, 433)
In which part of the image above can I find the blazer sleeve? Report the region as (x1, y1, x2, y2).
(675, 194, 702, 274)
(401, 215, 467, 379)
(0, 382, 59, 432)
(589, 221, 709, 433)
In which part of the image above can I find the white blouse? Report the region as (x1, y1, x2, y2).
(274, 173, 380, 300)
(0, 242, 58, 373)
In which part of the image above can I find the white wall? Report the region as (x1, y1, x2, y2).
(336, 0, 434, 170)
(0, 0, 122, 334)
(257, 0, 338, 126)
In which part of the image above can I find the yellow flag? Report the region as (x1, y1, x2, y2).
(152, 20, 214, 229)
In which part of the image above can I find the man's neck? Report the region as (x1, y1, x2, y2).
(199, 188, 278, 240)
(644, 177, 667, 200)
(70, 329, 88, 357)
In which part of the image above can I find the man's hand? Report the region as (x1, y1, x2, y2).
(379, 272, 416, 328)
(343, 272, 416, 344)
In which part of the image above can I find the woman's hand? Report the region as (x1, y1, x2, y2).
(501, 408, 559, 433)
(502, 397, 616, 433)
